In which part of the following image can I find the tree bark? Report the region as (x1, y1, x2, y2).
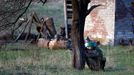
(71, 0, 88, 69)
(71, 0, 100, 70)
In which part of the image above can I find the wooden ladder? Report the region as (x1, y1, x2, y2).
(64, 0, 72, 38)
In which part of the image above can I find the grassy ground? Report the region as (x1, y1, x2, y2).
(0, 43, 134, 75)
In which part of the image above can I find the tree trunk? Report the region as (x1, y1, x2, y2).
(71, 0, 99, 70)
(71, 0, 88, 69)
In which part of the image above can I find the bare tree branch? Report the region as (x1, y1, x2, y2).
(86, 4, 102, 16)
(11, 0, 33, 25)
(38, 0, 47, 5)
(0, 0, 33, 31)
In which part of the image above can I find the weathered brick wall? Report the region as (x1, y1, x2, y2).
(84, 0, 115, 45)
(84, 0, 134, 45)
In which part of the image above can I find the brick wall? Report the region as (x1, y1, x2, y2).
(84, 0, 134, 45)
(84, 0, 115, 45)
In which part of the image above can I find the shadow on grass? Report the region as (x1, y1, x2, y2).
(104, 67, 126, 72)
(0, 48, 27, 51)
(0, 67, 32, 75)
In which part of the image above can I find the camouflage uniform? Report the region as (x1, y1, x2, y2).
(85, 41, 106, 71)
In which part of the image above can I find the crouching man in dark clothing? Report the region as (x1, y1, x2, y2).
(84, 40, 106, 71)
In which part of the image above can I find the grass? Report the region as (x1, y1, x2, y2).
(0, 43, 134, 75)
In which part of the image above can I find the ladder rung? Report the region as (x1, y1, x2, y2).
(66, 4, 72, 6)
(67, 9, 72, 12)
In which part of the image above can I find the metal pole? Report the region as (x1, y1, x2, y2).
(64, 0, 68, 38)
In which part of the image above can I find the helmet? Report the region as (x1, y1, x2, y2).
(85, 42, 96, 47)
